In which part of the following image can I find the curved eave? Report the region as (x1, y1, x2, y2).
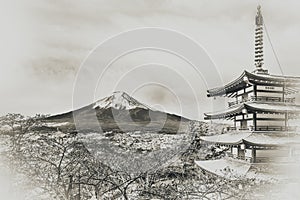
(207, 70, 300, 97)
(205, 102, 300, 120)
(201, 140, 243, 146)
(200, 131, 252, 145)
(242, 140, 279, 147)
(201, 132, 300, 147)
(207, 71, 247, 97)
(204, 104, 245, 120)
(195, 159, 251, 180)
(246, 71, 300, 86)
(245, 102, 300, 114)
(243, 132, 300, 147)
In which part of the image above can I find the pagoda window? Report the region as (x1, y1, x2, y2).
(256, 120, 285, 128)
(235, 87, 255, 102)
(236, 115, 243, 120)
(248, 91, 255, 97)
(241, 93, 248, 100)
(256, 85, 284, 102)
(237, 95, 242, 101)
(256, 91, 283, 96)
(232, 147, 238, 158)
(240, 120, 248, 129)
(256, 92, 283, 101)
(237, 89, 245, 95)
(247, 113, 254, 119)
(245, 115, 251, 120)
(256, 120, 285, 125)
(248, 120, 254, 127)
(238, 147, 246, 159)
(245, 148, 253, 159)
(236, 92, 249, 102)
(257, 85, 283, 92)
(246, 86, 254, 92)
(256, 113, 285, 119)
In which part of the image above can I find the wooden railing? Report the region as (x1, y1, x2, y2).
(228, 126, 296, 132)
(255, 157, 272, 163)
(256, 126, 286, 131)
(228, 96, 295, 107)
(250, 96, 295, 103)
(256, 126, 296, 131)
(228, 99, 245, 107)
(227, 153, 252, 162)
(284, 97, 296, 103)
(227, 127, 254, 131)
(227, 127, 237, 131)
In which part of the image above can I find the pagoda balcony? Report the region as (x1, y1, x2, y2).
(250, 96, 295, 103)
(228, 126, 297, 132)
(228, 96, 295, 107)
(255, 126, 297, 132)
(227, 127, 254, 131)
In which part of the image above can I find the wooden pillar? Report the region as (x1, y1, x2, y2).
(282, 84, 285, 102)
(252, 146, 256, 163)
(234, 116, 237, 128)
(253, 113, 257, 131)
(285, 112, 288, 131)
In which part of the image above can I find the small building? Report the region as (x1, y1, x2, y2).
(196, 6, 300, 179)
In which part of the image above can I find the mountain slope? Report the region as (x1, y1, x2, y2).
(45, 91, 190, 133)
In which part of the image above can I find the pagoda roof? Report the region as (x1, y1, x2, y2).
(246, 102, 300, 113)
(200, 131, 252, 145)
(244, 132, 300, 146)
(195, 158, 280, 181)
(200, 131, 300, 147)
(207, 70, 300, 97)
(204, 102, 300, 120)
(195, 158, 251, 180)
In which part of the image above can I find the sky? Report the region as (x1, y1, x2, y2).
(1, 0, 300, 120)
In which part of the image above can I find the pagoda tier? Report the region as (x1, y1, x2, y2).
(200, 131, 300, 147)
(197, 6, 300, 178)
(207, 70, 300, 97)
(205, 102, 300, 119)
(205, 102, 300, 131)
(205, 69, 300, 132)
(199, 131, 300, 164)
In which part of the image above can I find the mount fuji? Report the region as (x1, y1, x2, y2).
(93, 91, 151, 110)
(45, 91, 190, 133)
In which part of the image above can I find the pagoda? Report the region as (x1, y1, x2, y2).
(196, 6, 300, 179)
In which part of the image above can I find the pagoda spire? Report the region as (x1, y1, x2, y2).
(254, 5, 268, 74)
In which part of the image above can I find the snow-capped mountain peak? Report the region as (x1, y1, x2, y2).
(93, 91, 150, 110)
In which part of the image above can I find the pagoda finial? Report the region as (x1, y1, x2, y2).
(254, 5, 268, 74)
(255, 5, 264, 68)
(256, 5, 263, 26)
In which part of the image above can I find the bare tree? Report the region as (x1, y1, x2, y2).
(0, 115, 263, 200)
